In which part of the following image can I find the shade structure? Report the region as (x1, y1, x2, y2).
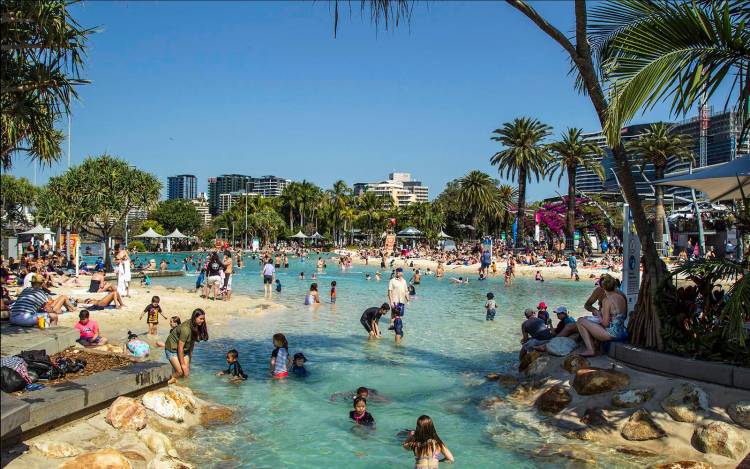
(655, 156, 750, 201)
(165, 228, 188, 239)
(19, 224, 55, 235)
(437, 230, 452, 239)
(289, 231, 308, 239)
(457, 224, 476, 231)
(397, 227, 423, 237)
(310, 232, 325, 239)
(134, 227, 163, 238)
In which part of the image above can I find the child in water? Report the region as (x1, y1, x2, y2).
(403, 415, 454, 465)
(485, 292, 496, 321)
(270, 333, 291, 378)
(330, 281, 337, 304)
(350, 397, 375, 426)
(390, 307, 404, 344)
(275, 279, 282, 293)
(535, 270, 544, 282)
(504, 266, 512, 286)
(290, 352, 308, 377)
(304, 283, 320, 305)
(216, 348, 247, 381)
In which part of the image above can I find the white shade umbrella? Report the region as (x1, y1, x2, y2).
(19, 224, 54, 235)
(165, 228, 188, 239)
(397, 227, 423, 237)
(134, 227, 163, 238)
(438, 230, 452, 239)
(289, 231, 308, 239)
(656, 156, 750, 201)
(310, 232, 325, 239)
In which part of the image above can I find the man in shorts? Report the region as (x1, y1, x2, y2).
(360, 303, 390, 339)
(262, 257, 275, 296)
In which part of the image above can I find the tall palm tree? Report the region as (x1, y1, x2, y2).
(280, 182, 302, 231)
(627, 123, 694, 254)
(495, 183, 518, 235)
(327, 180, 351, 245)
(490, 117, 553, 245)
(547, 128, 605, 250)
(456, 170, 498, 233)
(357, 191, 385, 244)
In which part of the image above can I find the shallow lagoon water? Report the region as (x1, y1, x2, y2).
(109, 253, 643, 468)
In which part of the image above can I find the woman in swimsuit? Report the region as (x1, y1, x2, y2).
(575, 275, 627, 357)
(403, 415, 454, 468)
(81, 290, 125, 309)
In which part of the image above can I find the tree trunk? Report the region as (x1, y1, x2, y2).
(567, 165, 576, 251)
(289, 207, 294, 231)
(517, 165, 527, 247)
(654, 166, 666, 256)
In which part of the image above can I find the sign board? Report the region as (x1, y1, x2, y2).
(621, 204, 641, 316)
(384, 234, 396, 253)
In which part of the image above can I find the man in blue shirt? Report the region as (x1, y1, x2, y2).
(567, 254, 579, 281)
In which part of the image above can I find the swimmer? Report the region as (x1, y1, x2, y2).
(449, 277, 468, 284)
(535, 270, 544, 282)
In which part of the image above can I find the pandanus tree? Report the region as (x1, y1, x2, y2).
(626, 123, 694, 254)
(547, 128, 604, 250)
(490, 118, 552, 245)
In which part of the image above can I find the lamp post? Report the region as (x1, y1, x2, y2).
(244, 182, 249, 250)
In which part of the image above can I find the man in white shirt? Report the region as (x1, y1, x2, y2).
(262, 257, 275, 296)
(388, 267, 409, 316)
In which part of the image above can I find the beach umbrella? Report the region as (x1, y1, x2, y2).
(437, 230, 452, 239)
(655, 156, 750, 201)
(19, 224, 54, 235)
(289, 231, 308, 239)
(165, 228, 188, 238)
(310, 232, 325, 239)
(134, 227, 164, 238)
(397, 227, 423, 237)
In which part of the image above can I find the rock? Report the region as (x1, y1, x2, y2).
(727, 400, 750, 429)
(572, 367, 629, 395)
(535, 385, 572, 415)
(518, 351, 542, 372)
(524, 355, 550, 376)
(138, 428, 178, 457)
(660, 383, 708, 423)
(621, 409, 666, 441)
(562, 354, 590, 373)
(580, 407, 608, 428)
(535, 444, 596, 466)
(612, 388, 655, 408)
(147, 454, 195, 469)
(121, 451, 147, 462)
(507, 384, 535, 403)
(615, 446, 657, 457)
(564, 429, 598, 441)
(199, 404, 235, 427)
(106, 396, 148, 431)
(546, 337, 577, 357)
(649, 462, 712, 469)
(142, 389, 196, 422)
(57, 448, 132, 469)
(691, 421, 747, 459)
(478, 395, 504, 410)
(486, 373, 519, 387)
(33, 441, 81, 458)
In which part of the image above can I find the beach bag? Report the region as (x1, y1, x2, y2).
(0, 367, 26, 392)
(1, 356, 32, 384)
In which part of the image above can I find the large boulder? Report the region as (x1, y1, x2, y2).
(138, 428, 178, 457)
(545, 337, 577, 357)
(57, 448, 132, 469)
(535, 385, 572, 415)
(525, 356, 550, 377)
(691, 421, 748, 459)
(146, 454, 195, 469)
(580, 407, 608, 428)
(142, 388, 196, 423)
(518, 351, 542, 373)
(33, 441, 81, 458)
(106, 396, 148, 431)
(199, 404, 235, 427)
(562, 354, 590, 373)
(485, 373, 519, 388)
(660, 383, 708, 423)
(620, 409, 666, 441)
(649, 463, 712, 469)
(727, 400, 750, 429)
(612, 388, 655, 408)
(572, 367, 629, 395)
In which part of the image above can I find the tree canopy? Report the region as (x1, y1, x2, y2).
(1, 174, 36, 227)
(150, 199, 202, 235)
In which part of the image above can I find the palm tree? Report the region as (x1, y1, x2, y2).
(490, 117, 553, 245)
(456, 170, 498, 233)
(280, 182, 302, 231)
(547, 128, 605, 250)
(495, 183, 518, 235)
(327, 180, 351, 245)
(627, 123, 694, 254)
(357, 191, 385, 244)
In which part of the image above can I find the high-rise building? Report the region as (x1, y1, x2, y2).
(353, 172, 429, 207)
(191, 193, 211, 226)
(208, 174, 253, 215)
(252, 175, 291, 197)
(167, 174, 197, 200)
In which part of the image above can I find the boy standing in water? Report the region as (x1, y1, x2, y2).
(390, 307, 404, 344)
(485, 293, 496, 321)
(330, 281, 337, 304)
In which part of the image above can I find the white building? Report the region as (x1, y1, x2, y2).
(217, 190, 262, 215)
(353, 172, 429, 208)
(191, 195, 211, 226)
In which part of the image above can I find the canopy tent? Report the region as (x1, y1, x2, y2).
(656, 156, 750, 201)
(310, 232, 325, 239)
(165, 228, 188, 238)
(397, 227, 423, 237)
(134, 228, 163, 238)
(19, 224, 54, 235)
(437, 230, 452, 239)
(457, 224, 476, 231)
(289, 231, 308, 239)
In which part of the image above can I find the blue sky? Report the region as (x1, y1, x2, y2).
(9, 1, 709, 201)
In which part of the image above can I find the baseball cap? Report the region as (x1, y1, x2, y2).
(554, 306, 569, 315)
(523, 308, 535, 318)
(537, 301, 547, 309)
(293, 352, 307, 362)
(396, 267, 404, 273)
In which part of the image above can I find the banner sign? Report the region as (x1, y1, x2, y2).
(621, 204, 641, 316)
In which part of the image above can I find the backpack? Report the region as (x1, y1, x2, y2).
(0, 367, 26, 392)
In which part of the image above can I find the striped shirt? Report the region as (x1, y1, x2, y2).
(10, 288, 48, 319)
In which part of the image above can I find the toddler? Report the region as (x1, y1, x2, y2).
(350, 397, 374, 426)
(390, 308, 404, 344)
(217, 349, 247, 381)
(140, 296, 168, 336)
(75, 310, 107, 346)
(275, 279, 282, 293)
(290, 352, 308, 377)
(485, 292, 496, 321)
(330, 281, 337, 303)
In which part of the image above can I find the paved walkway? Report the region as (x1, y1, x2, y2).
(0, 323, 79, 357)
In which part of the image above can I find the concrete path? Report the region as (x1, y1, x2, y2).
(0, 324, 79, 358)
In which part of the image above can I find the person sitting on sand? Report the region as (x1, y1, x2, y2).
(576, 275, 628, 357)
(87, 268, 115, 293)
(74, 309, 108, 346)
(10, 275, 75, 326)
(79, 290, 125, 310)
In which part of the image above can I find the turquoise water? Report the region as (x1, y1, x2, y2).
(120, 253, 637, 468)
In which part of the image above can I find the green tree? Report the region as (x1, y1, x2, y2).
(456, 170, 499, 233)
(139, 219, 165, 235)
(626, 123, 694, 254)
(495, 183, 518, 235)
(356, 191, 386, 243)
(249, 207, 286, 246)
(1, 0, 95, 168)
(490, 117, 552, 244)
(150, 199, 202, 235)
(547, 128, 604, 249)
(327, 179, 351, 245)
(1, 174, 36, 227)
(37, 154, 161, 269)
(280, 182, 302, 230)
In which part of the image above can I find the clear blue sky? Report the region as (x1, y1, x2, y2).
(9, 1, 706, 201)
